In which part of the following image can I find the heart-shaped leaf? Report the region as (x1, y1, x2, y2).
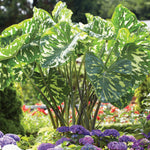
(32, 69, 70, 106)
(112, 4, 138, 33)
(40, 22, 81, 68)
(83, 16, 115, 40)
(52, 1, 73, 23)
(0, 34, 29, 61)
(85, 52, 132, 106)
(33, 7, 55, 36)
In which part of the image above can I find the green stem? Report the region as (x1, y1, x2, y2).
(47, 107, 57, 129)
(70, 57, 76, 125)
(74, 56, 83, 103)
(92, 101, 101, 130)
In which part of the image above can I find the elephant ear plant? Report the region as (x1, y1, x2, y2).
(0, 1, 150, 130)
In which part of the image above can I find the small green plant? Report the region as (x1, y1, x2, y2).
(21, 111, 50, 136)
(134, 75, 150, 112)
(0, 1, 150, 130)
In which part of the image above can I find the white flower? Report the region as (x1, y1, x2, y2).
(2, 144, 22, 150)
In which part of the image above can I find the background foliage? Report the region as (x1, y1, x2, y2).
(0, 0, 150, 33)
(0, 84, 24, 134)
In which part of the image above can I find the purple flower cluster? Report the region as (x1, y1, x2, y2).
(70, 125, 90, 135)
(138, 138, 150, 146)
(38, 143, 55, 150)
(146, 114, 150, 120)
(55, 137, 71, 145)
(47, 148, 63, 150)
(103, 129, 120, 137)
(81, 144, 102, 150)
(0, 131, 4, 138)
(142, 132, 150, 139)
(56, 126, 69, 133)
(119, 135, 136, 143)
(107, 141, 127, 150)
(132, 141, 144, 150)
(90, 130, 103, 137)
(79, 136, 94, 145)
(0, 131, 20, 148)
(5, 133, 20, 142)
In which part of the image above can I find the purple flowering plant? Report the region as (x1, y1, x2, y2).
(147, 114, 150, 121)
(107, 141, 127, 150)
(0, 131, 21, 149)
(37, 124, 150, 150)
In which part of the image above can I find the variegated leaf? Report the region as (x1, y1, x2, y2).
(40, 22, 81, 68)
(83, 16, 115, 40)
(12, 64, 35, 83)
(111, 4, 138, 33)
(18, 18, 39, 43)
(85, 52, 132, 105)
(121, 43, 150, 84)
(16, 39, 40, 64)
(52, 1, 73, 23)
(111, 90, 134, 109)
(0, 24, 22, 48)
(1, 24, 21, 37)
(32, 69, 70, 106)
(116, 28, 130, 52)
(0, 63, 12, 90)
(85, 13, 94, 23)
(0, 34, 29, 61)
(33, 7, 55, 36)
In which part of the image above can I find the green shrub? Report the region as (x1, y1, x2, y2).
(135, 75, 150, 112)
(0, 84, 24, 134)
(99, 123, 141, 134)
(21, 111, 50, 136)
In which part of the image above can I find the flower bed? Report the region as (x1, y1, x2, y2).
(37, 121, 150, 150)
(22, 102, 147, 126)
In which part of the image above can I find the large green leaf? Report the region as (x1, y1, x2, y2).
(116, 28, 130, 52)
(83, 16, 115, 40)
(121, 43, 150, 84)
(52, 1, 73, 23)
(85, 52, 133, 108)
(32, 69, 70, 106)
(33, 7, 55, 36)
(40, 22, 81, 68)
(85, 13, 94, 23)
(0, 34, 29, 61)
(1, 24, 22, 38)
(18, 18, 39, 44)
(111, 90, 134, 109)
(0, 63, 12, 90)
(111, 4, 145, 33)
(0, 18, 41, 64)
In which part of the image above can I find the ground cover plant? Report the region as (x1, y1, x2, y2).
(0, 0, 150, 149)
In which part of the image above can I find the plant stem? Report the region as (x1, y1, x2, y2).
(70, 57, 76, 125)
(92, 101, 101, 130)
(47, 106, 57, 129)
